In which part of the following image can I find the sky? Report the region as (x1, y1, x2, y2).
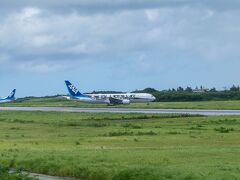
(0, 0, 240, 97)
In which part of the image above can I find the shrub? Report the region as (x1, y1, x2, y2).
(87, 123, 108, 127)
(214, 127, 234, 133)
(121, 123, 142, 129)
(108, 131, 134, 136)
(167, 131, 182, 135)
(137, 131, 157, 136)
(75, 141, 80, 145)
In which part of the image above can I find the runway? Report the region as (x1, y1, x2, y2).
(1, 106, 240, 115)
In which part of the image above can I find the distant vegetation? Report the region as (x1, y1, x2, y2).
(133, 85, 240, 102)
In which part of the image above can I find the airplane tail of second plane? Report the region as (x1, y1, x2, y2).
(5, 89, 16, 100)
(65, 80, 83, 97)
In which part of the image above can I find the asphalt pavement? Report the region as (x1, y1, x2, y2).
(1, 106, 240, 115)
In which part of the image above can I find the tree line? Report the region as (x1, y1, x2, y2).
(133, 85, 240, 102)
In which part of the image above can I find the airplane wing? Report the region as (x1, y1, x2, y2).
(109, 97, 130, 105)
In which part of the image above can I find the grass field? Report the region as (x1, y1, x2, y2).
(0, 111, 240, 179)
(3, 97, 240, 110)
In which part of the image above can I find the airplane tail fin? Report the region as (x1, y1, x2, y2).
(64, 80, 82, 97)
(6, 89, 16, 100)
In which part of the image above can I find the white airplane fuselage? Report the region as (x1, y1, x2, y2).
(86, 93, 155, 103)
(66, 93, 155, 104)
(0, 99, 13, 103)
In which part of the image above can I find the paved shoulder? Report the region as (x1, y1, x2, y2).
(26, 172, 77, 180)
(1, 107, 240, 115)
(9, 169, 77, 180)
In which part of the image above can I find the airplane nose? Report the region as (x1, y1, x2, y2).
(152, 96, 156, 101)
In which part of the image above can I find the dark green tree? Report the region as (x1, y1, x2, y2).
(177, 86, 184, 92)
(230, 85, 239, 92)
(185, 87, 193, 92)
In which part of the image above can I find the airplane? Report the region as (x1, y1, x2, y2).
(0, 89, 16, 103)
(64, 80, 155, 105)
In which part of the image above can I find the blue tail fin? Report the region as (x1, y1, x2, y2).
(6, 89, 16, 100)
(65, 80, 82, 97)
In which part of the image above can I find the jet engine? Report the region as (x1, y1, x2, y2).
(62, 96, 71, 100)
(121, 99, 130, 104)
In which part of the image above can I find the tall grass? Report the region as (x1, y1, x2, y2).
(0, 111, 239, 179)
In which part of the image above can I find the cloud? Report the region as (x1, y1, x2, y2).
(0, 0, 193, 12)
(0, 54, 10, 64)
(17, 61, 70, 73)
(1, 0, 240, 14)
(0, 0, 240, 75)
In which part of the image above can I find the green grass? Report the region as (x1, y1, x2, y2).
(0, 166, 35, 180)
(0, 111, 240, 179)
(4, 97, 240, 110)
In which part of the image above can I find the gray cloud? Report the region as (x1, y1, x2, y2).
(0, 0, 194, 10)
(1, 0, 240, 13)
(0, 0, 240, 75)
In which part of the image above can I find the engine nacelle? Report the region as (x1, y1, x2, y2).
(122, 99, 130, 104)
(62, 96, 71, 100)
